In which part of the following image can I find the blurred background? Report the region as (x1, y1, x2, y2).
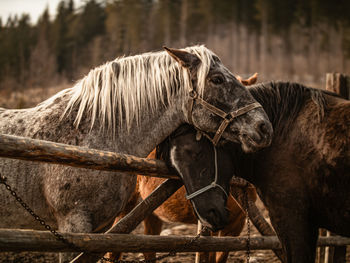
(1, 0, 350, 108)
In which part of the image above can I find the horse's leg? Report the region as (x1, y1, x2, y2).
(143, 213, 163, 260)
(104, 191, 140, 261)
(215, 194, 246, 263)
(57, 211, 94, 263)
(269, 207, 318, 263)
(103, 213, 126, 261)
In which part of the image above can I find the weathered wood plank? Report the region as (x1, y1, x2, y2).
(1, 229, 349, 253)
(0, 133, 177, 179)
(247, 199, 285, 262)
(326, 73, 350, 99)
(317, 229, 327, 263)
(106, 179, 183, 234)
(0, 133, 251, 190)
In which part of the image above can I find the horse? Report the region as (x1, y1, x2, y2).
(107, 145, 257, 263)
(137, 81, 350, 263)
(106, 74, 259, 263)
(0, 46, 272, 263)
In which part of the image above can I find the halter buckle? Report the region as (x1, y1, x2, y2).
(189, 90, 198, 99)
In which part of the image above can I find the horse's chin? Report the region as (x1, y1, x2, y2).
(240, 135, 263, 153)
(201, 222, 222, 233)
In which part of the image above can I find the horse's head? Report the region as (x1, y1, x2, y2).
(164, 46, 273, 153)
(158, 125, 235, 231)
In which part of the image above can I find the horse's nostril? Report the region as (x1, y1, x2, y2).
(241, 133, 248, 139)
(257, 121, 268, 136)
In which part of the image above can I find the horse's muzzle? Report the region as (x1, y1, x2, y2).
(204, 208, 229, 232)
(239, 119, 273, 153)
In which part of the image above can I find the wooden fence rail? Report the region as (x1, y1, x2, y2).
(0, 133, 176, 179)
(0, 133, 249, 189)
(1, 229, 350, 253)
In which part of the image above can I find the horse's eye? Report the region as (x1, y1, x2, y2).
(210, 75, 224, 85)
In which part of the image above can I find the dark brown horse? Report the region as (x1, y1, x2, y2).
(161, 81, 350, 263)
(113, 81, 349, 262)
(106, 142, 257, 263)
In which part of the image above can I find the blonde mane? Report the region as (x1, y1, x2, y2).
(60, 45, 215, 132)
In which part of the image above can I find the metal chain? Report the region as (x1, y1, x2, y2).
(0, 173, 208, 263)
(0, 174, 81, 251)
(244, 187, 251, 263)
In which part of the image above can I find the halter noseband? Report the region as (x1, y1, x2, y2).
(187, 89, 262, 146)
(186, 143, 228, 200)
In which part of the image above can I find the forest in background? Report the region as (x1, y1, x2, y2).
(1, 0, 350, 91)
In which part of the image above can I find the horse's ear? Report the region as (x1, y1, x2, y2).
(236, 73, 258, 86)
(163, 46, 200, 69)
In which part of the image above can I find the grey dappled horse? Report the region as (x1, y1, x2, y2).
(0, 46, 272, 262)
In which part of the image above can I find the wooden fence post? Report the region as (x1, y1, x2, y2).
(195, 221, 212, 263)
(324, 73, 348, 263)
(317, 229, 327, 263)
(326, 73, 350, 99)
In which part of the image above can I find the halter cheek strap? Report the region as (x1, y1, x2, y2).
(186, 144, 228, 200)
(187, 89, 262, 146)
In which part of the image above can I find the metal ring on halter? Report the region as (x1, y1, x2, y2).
(186, 144, 229, 200)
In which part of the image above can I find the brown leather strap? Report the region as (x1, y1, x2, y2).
(187, 90, 198, 124)
(230, 102, 262, 119)
(196, 97, 228, 119)
(187, 98, 194, 124)
(211, 118, 231, 145)
(211, 102, 262, 145)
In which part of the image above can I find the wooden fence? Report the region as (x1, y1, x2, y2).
(0, 73, 349, 263)
(316, 73, 350, 263)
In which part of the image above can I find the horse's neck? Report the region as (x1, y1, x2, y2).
(69, 89, 187, 156)
(94, 102, 185, 157)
